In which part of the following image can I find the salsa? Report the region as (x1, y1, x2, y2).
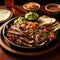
(24, 2, 40, 10)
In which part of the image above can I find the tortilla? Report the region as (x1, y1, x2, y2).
(0, 9, 12, 23)
(38, 15, 56, 24)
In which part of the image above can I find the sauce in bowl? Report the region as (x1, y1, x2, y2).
(48, 5, 60, 11)
(45, 4, 60, 12)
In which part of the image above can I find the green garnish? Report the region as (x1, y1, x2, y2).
(14, 17, 26, 25)
(29, 29, 34, 36)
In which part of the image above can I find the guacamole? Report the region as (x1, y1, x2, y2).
(25, 12, 39, 20)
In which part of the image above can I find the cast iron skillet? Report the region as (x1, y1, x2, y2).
(2, 17, 60, 52)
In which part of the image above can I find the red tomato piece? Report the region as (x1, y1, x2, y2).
(9, 37, 13, 42)
(49, 34, 56, 39)
(28, 22, 36, 30)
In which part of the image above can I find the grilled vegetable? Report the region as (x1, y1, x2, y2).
(14, 17, 26, 24)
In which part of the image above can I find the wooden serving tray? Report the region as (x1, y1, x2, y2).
(0, 22, 60, 56)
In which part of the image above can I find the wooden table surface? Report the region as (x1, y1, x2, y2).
(0, 5, 60, 60)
